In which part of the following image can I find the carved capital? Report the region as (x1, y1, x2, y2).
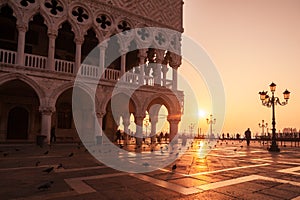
(39, 106, 55, 115)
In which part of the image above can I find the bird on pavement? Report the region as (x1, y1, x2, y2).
(172, 164, 177, 171)
(42, 167, 54, 173)
(68, 152, 74, 157)
(35, 161, 41, 166)
(37, 181, 54, 190)
(43, 151, 49, 155)
(57, 163, 63, 169)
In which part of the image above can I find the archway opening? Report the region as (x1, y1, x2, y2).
(0, 79, 40, 141)
(0, 5, 18, 51)
(55, 21, 75, 61)
(82, 28, 99, 65)
(25, 13, 48, 56)
(7, 107, 29, 139)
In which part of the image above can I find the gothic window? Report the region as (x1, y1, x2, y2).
(72, 7, 88, 23)
(155, 32, 166, 45)
(20, 0, 35, 7)
(96, 15, 111, 30)
(57, 103, 72, 129)
(118, 21, 131, 33)
(137, 28, 149, 41)
(45, 0, 63, 15)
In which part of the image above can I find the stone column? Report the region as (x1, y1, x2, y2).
(172, 67, 178, 90)
(134, 115, 144, 148)
(169, 53, 181, 91)
(138, 49, 147, 85)
(16, 25, 27, 66)
(150, 116, 158, 144)
(162, 65, 168, 87)
(39, 107, 55, 145)
(75, 38, 83, 74)
(99, 42, 107, 78)
(119, 47, 128, 80)
(168, 117, 181, 143)
(123, 114, 130, 145)
(154, 49, 164, 86)
(47, 32, 57, 71)
(95, 112, 105, 144)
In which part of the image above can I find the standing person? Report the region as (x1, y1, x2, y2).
(50, 126, 56, 143)
(245, 128, 251, 146)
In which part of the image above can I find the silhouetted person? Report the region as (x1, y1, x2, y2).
(50, 127, 56, 143)
(245, 128, 251, 146)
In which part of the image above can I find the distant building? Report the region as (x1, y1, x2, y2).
(0, 0, 184, 144)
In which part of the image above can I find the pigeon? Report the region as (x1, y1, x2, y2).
(142, 162, 150, 167)
(233, 149, 237, 152)
(3, 152, 8, 157)
(43, 167, 54, 173)
(35, 161, 41, 166)
(43, 151, 49, 155)
(15, 148, 20, 151)
(37, 181, 54, 190)
(57, 163, 63, 169)
(68, 152, 74, 157)
(172, 164, 177, 171)
(240, 145, 243, 148)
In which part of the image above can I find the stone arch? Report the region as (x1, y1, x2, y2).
(0, 1, 23, 26)
(0, 73, 45, 106)
(143, 93, 181, 116)
(26, 8, 53, 32)
(49, 81, 98, 109)
(55, 18, 81, 41)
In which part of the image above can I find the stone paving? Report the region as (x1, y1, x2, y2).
(1, 140, 300, 200)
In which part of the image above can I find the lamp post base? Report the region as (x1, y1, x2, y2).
(268, 145, 280, 152)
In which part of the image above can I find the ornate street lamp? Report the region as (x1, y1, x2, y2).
(258, 120, 268, 137)
(259, 82, 290, 152)
(206, 114, 216, 138)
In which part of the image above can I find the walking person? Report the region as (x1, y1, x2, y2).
(50, 126, 56, 143)
(245, 128, 251, 146)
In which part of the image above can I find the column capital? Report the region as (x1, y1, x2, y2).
(99, 41, 108, 49)
(16, 24, 28, 32)
(75, 37, 84, 45)
(138, 49, 148, 59)
(96, 112, 105, 118)
(155, 49, 165, 64)
(169, 53, 182, 69)
(167, 115, 181, 124)
(48, 31, 58, 39)
(39, 106, 55, 115)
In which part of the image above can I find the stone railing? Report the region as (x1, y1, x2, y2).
(0, 49, 16, 65)
(25, 53, 47, 69)
(0, 48, 174, 89)
(55, 59, 74, 73)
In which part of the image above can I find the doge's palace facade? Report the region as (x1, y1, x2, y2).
(0, 0, 184, 145)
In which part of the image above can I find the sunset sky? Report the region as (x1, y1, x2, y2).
(181, 0, 300, 135)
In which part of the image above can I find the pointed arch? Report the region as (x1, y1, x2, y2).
(0, 73, 45, 105)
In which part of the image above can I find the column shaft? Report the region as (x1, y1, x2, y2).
(17, 26, 27, 66)
(47, 33, 56, 71)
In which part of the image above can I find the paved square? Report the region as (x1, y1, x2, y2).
(1, 140, 300, 200)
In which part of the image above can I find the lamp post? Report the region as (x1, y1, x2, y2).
(206, 114, 216, 139)
(189, 123, 195, 138)
(259, 82, 290, 152)
(258, 120, 268, 137)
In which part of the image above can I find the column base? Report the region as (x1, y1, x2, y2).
(268, 145, 280, 152)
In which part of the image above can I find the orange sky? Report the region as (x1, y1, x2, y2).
(182, 0, 300, 135)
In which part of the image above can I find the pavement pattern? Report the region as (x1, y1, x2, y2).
(1, 140, 300, 200)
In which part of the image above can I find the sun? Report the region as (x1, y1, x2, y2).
(198, 109, 206, 118)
